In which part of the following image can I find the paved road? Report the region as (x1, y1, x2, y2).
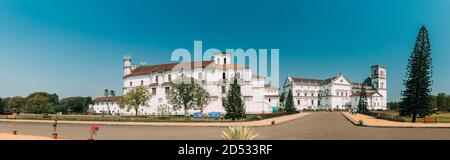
(1, 112, 450, 140)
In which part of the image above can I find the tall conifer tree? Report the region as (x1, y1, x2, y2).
(357, 84, 368, 113)
(223, 78, 246, 120)
(400, 26, 433, 122)
(285, 89, 296, 113)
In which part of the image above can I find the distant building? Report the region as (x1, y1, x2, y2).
(283, 65, 387, 110)
(90, 53, 279, 115)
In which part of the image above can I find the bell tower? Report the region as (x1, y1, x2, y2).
(123, 55, 132, 77)
(370, 65, 387, 108)
(370, 65, 387, 91)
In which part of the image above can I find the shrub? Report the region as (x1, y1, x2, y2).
(89, 124, 100, 140)
(221, 125, 258, 140)
(358, 120, 364, 126)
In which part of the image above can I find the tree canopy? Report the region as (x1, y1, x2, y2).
(284, 89, 296, 113)
(223, 78, 246, 120)
(400, 26, 433, 122)
(25, 92, 59, 114)
(57, 97, 92, 114)
(118, 86, 151, 116)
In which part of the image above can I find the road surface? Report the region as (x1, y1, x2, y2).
(1, 112, 450, 140)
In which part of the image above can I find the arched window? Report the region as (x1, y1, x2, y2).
(222, 72, 226, 80)
(224, 58, 227, 64)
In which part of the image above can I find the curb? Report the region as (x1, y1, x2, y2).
(341, 112, 360, 126)
(340, 112, 450, 129)
(0, 113, 312, 127)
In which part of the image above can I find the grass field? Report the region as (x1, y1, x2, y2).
(432, 113, 450, 118)
(371, 110, 450, 123)
(0, 113, 290, 123)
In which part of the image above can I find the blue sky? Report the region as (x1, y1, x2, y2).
(0, 0, 449, 101)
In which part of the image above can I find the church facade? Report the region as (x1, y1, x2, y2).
(283, 65, 387, 110)
(90, 52, 279, 115)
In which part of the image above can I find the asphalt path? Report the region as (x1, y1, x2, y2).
(1, 112, 449, 140)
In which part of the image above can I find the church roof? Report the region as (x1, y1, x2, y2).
(290, 75, 339, 85)
(350, 92, 381, 97)
(94, 96, 122, 102)
(125, 61, 214, 77)
(291, 78, 324, 85)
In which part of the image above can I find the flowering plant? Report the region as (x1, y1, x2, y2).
(89, 124, 100, 140)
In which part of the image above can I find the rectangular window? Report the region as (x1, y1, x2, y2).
(304, 93, 307, 97)
(165, 87, 170, 94)
(222, 73, 226, 80)
(198, 72, 203, 80)
(155, 76, 159, 83)
(168, 74, 172, 82)
(152, 88, 156, 95)
(141, 80, 144, 86)
(297, 100, 300, 105)
(222, 86, 226, 94)
(130, 82, 133, 87)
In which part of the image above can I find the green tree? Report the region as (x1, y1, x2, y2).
(223, 78, 246, 120)
(0, 97, 3, 114)
(429, 95, 437, 111)
(193, 86, 210, 114)
(436, 93, 448, 111)
(279, 92, 285, 106)
(57, 97, 92, 114)
(25, 92, 59, 114)
(357, 84, 368, 113)
(0, 98, 5, 114)
(447, 96, 450, 112)
(118, 86, 151, 116)
(400, 26, 433, 123)
(387, 101, 400, 110)
(110, 90, 116, 97)
(284, 89, 296, 113)
(104, 89, 111, 114)
(6, 96, 25, 114)
(167, 77, 197, 116)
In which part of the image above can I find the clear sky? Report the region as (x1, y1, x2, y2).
(0, 0, 449, 101)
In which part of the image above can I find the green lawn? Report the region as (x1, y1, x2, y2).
(432, 113, 450, 118)
(369, 111, 450, 123)
(0, 113, 290, 122)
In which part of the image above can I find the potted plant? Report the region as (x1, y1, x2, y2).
(12, 120, 17, 135)
(358, 120, 364, 126)
(88, 124, 100, 140)
(52, 119, 58, 139)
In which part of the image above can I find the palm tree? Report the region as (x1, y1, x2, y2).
(104, 89, 110, 115)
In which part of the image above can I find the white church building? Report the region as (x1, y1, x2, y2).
(90, 52, 280, 115)
(283, 65, 387, 111)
